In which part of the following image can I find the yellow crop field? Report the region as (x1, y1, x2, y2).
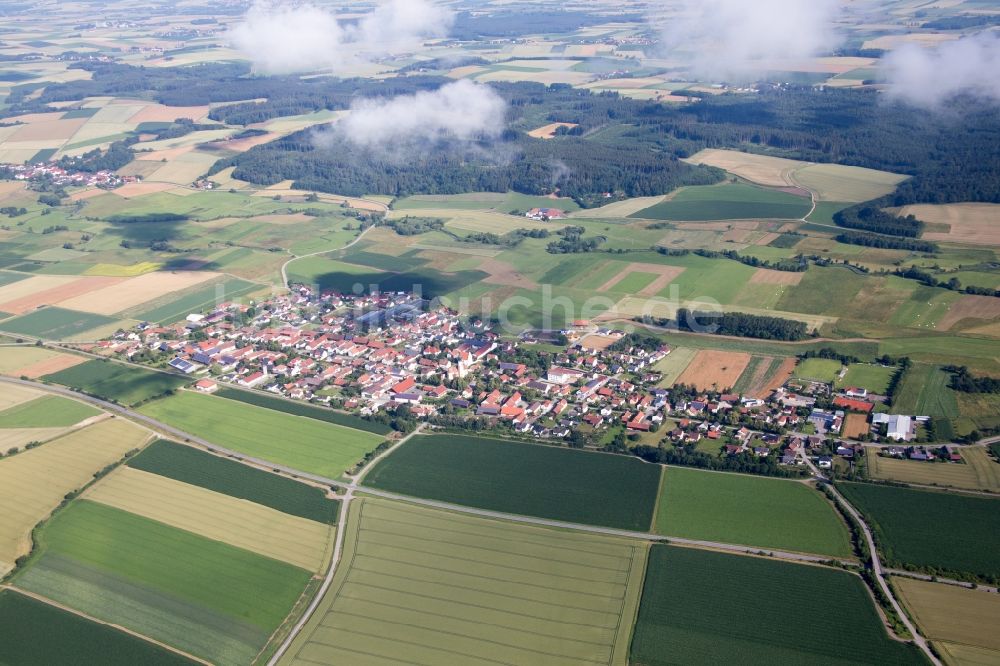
(792, 164, 908, 203)
(686, 148, 907, 202)
(894, 577, 1000, 652)
(0, 427, 68, 451)
(577, 195, 670, 219)
(0, 347, 81, 377)
(83, 262, 163, 277)
(867, 447, 1000, 492)
(893, 204, 1000, 246)
(0, 417, 148, 576)
(85, 466, 334, 572)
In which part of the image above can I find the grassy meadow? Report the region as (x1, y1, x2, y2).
(655, 467, 853, 558)
(630, 545, 924, 666)
(364, 434, 661, 531)
(281, 498, 646, 666)
(138, 391, 385, 478)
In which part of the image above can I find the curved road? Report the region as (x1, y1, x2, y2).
(280, 225, 373, 290)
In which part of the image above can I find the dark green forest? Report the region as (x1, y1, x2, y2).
(8, 62, 1000, 207)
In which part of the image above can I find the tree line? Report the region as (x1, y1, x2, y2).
(835, 230, 938, 253)
(639, 309, 808, 341)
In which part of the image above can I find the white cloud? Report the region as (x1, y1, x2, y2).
(657, 0, 841, 81)
(336, 80, 507, 154)
(229, 0, 453, 75)
(882, 32, 1000, 110)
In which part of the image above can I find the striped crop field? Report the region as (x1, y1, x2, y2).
(13, 500, 314, 666)
(0, 418, 148, 576)
(127, 439, 340, 523)
(280, 498, 647, 666)
(85, 466, 334, 571)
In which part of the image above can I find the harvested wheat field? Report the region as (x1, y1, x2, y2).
(842, 413, 870, 439)
(0, 417, 148, 576)
(938, 295, 1000, 331)
(895, 204, 1000, 246)
(85, 466, 334, 572)
(676, 350, 752, 391)
(0, 383, 41, 412)
(9, 118, 88, 142)
(57, 271, 220, 315)
(749, 268, 805, 286)
(894, 577, 1000, 653)
(127, 102, 212, 124)
(13, 352, 85, 379)
(761, 357, 797, 397)
(686, 149, 804, 188)
(579, 334, 621, 350)
(0, 276, 124, 315)
(583, 196, 670, 219)
(527, 122, 578, 139)
(0, 276, 77, 312)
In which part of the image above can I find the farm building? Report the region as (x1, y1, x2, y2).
(525, 207, 566, 220)
(872, 413, 913, 441)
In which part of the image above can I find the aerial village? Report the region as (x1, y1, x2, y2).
(98, 285, 964, 472)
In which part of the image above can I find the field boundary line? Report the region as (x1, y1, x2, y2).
(1, 585, 211, 665)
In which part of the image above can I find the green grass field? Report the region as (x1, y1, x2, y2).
(43, 359, 188, 407)
(215, 386, 391, 435)
(281, 498, 646, 666)
(655, 467, 853, 557)
(127, 440, 339, 524)
(138, 391, 384, 478)
(15, 500, 312, 666)
(631, 183, 812, 221)
(837, 364, 896, 394)
(0, 589, 195, 666)
(891, 364, 959, 418)
(793, 357, 843, 383)
(838, 482, 1000, 580)
(0, 394, 99, 427)
(0, 307, 119, 340)
(364, 434, 661, 531)
(630, 545, 924, 666)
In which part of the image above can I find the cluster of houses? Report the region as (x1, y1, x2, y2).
(524, 207, 567, 221)
(877, 444, 963, 463)
(1, 161, 136, 190)
(99, 287, 940, 468)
